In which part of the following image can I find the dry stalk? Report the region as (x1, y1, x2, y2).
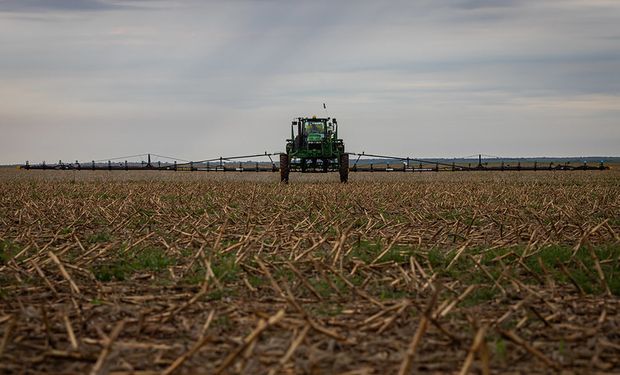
(30, 259, 59, 296)
(370, 231, 403, 265)
(160, 283, 209, 324)
(397, 316, 429, 375)
(48, 251, 81, 296)
(63, 314, 79, 350)
(0, 316, 17, 358)
(498, 329, 561, 371)
(397, 287, 439, 375)
(458, 325, 489, 375)
(285, 261, 323, 300)
(587, 243, 612, 296)
(161, 334, 210, 375)
(446, 241, 471, 270)
(90, 319, 126, 375)
(436, 284, 476, 318)
(267, 324, 311, 375)
(214, 309, 285, 375)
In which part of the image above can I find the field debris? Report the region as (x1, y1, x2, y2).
(1, 169, 619, 373)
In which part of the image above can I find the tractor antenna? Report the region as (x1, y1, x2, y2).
(323, 102, 329, 118)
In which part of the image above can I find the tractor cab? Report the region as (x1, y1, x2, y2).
(303, 118, 327, 140)
(291, 116, 336, 150)
(303, 118, 327, 147)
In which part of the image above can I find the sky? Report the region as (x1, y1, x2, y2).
(0, 0, 619, 164)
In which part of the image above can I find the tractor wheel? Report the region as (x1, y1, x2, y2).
(339, 153, 349, 183)
(280, 153, 290, 183)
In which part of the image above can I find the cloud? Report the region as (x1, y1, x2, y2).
(451, 0, 523, 10)
(0, 0, 172, 13)
(0, 0, 619, 163)
(0, 0, 121, 12)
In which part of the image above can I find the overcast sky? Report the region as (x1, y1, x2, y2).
(1, 0, 619, 164)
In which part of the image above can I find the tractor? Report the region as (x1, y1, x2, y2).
(280, 116, 349, 183)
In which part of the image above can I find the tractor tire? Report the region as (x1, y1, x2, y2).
(280, 153, 290, 183)
(339, 153, 349, 183)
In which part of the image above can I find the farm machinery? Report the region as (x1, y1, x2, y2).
(280, 116, 348, 183)
(21, 110, 611, 179)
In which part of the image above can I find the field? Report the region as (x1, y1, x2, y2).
(1, 168, 619, 374)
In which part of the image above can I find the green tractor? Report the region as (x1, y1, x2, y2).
(280, 116, 349, 183)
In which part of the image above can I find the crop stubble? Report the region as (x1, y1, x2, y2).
(0, 169, 619, 374)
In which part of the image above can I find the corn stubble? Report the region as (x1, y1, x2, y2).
(0, 169, 619, 374)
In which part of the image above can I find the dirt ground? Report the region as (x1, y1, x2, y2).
(1, 168, 619, 374)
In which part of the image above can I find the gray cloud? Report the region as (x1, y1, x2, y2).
(0, 0, 122, 12)
(0, 0, 618, 163)
(0, 0, 173, 13)
(451, 0, 523, 10)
